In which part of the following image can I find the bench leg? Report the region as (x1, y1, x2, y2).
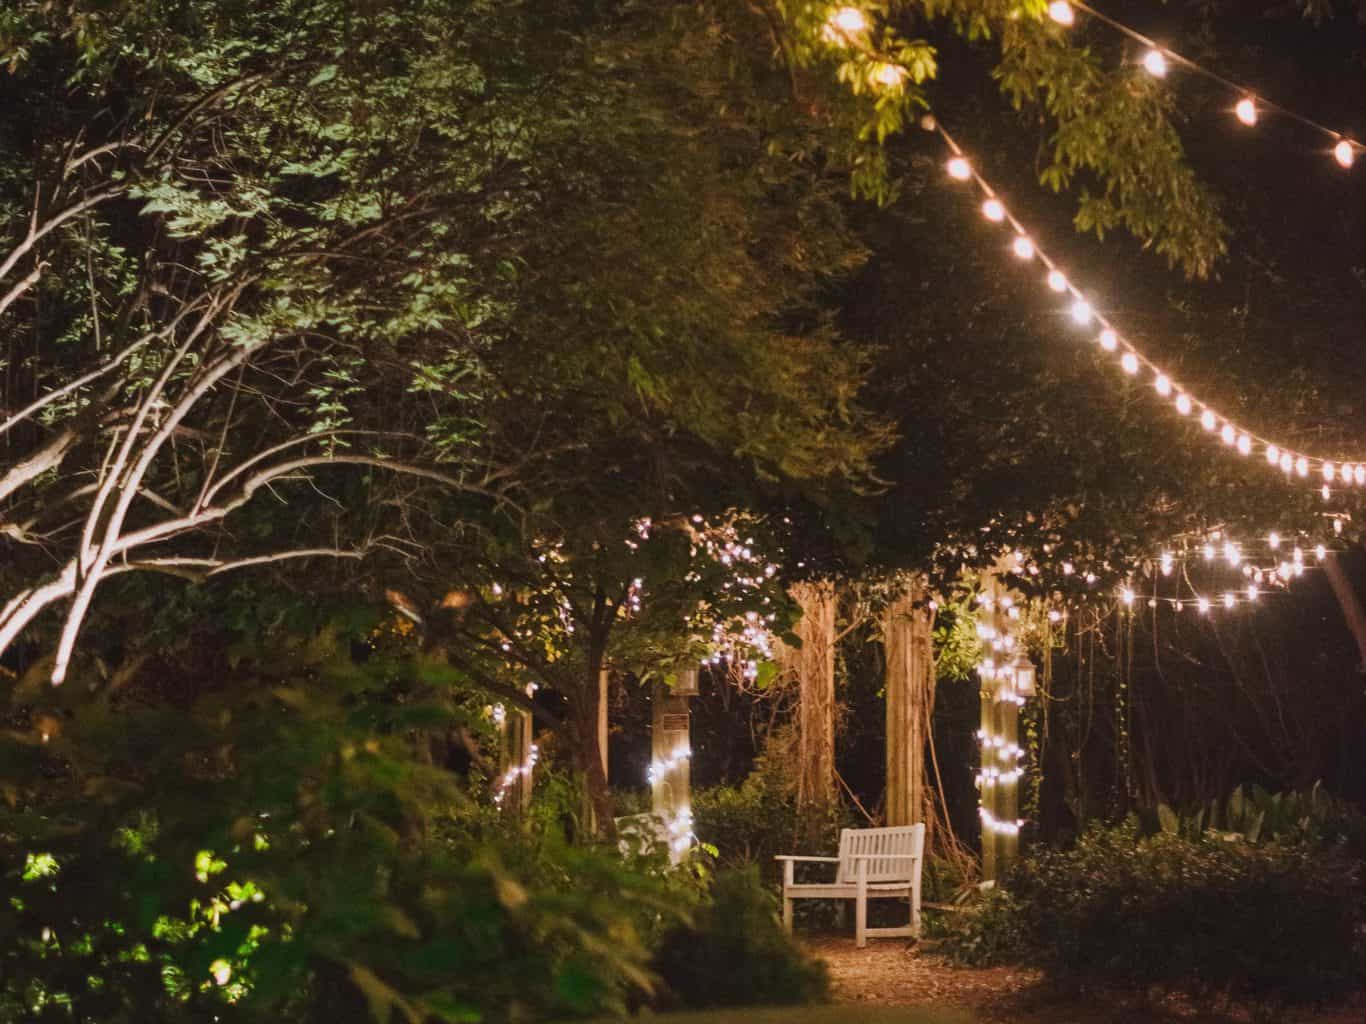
(855, 862, 868, 948)
(782, 860, 794, 933)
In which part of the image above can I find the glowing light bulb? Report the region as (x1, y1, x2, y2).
(1223, 592, 1236, 609)
(1269, 531, 1280, 549)
(1296, 456, 1309, 477)
(1070, 299, 1093, 325)
(1237, 434, 1252, 455)
(1224, 542, 1240, 566)
(1047, 269, 1068, 292)
(1175, 393, 1192, 415)
(1142, 49, 1169, 77)
(1198, 596, 1211, 614)
(210, 960, 232, 986)
(1355, 465, 1364, 485)
(1280, 452, 1293, 473)
(1048, 0, 1075, 26)
(1120, 586, 1134, 605)
(1160, 552, 1174, 575)
(1345, 464, 1358, 484)
(1335, 518, 1345, 534)
(1013, 235, 1035, 259)
(1202, 544, 1215, 561)
(1121, 352, 1139, 374)
(982, 198, 1006, 222)
(1247, 583, 1259, 601)
(874, 63, 905, 87)
(830, 6, 868, 34)
(1323, 484, 1332, 500)
(1154, 374, 1172, 396)
(1235, 97, 1258, 126)
(1200, 409, 1217, 431)
(1265, 444, 1280, 465)
(1317, 543, 1328, 560)
(1220, 423, 1236, 446)
(947, 157, 972, 180)
(1099, 328, 1118, 350)
(1335, 138, 1356, 168)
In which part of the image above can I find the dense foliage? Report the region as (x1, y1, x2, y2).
(942, 815, 1366, 1004)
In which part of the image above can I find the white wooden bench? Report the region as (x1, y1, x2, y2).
(776, 824, 925, 948)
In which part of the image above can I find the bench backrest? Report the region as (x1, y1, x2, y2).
(835, 824, 925, 884)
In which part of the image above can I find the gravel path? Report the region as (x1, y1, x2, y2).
(808, 936, 1366, 1023)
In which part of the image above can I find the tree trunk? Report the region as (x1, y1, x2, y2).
(779, 580, 838, 812)
(884, 580, 935, 834)
(575, 662, 615, 838)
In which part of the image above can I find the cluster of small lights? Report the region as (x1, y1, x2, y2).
(979, 806, 1025, 836)
(1043, 1, 1360, 168)
(822, 6, 1366, 489)
(492, 742, 540, 808)
(648, 744, 692, 786)
(973, 576, 1035, 840)
(666, 806, 696, 857)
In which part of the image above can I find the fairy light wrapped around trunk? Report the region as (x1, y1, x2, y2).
(975, 561, 1035, 883)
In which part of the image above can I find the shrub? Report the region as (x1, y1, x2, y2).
(1010, 821, 1366, 1003)
(935, 887, 1029, 967)
(652, 867, 829, 1011)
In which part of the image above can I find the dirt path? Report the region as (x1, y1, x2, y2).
(808, 936, 1366, 1024)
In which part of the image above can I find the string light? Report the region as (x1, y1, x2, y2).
(980, 807, 1025, 836)
(648, 745, 692, 785)
(929, 124, 1363, 485)
(1065, 2, 1364, 172)
(493, 743, 540, 807)
(1047, 1, 1075, 27)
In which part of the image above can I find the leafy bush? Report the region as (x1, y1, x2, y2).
(652, 867, 829, 1011)
(692, 743, 854, 879)
(935, 887, 1029, 967)
(1010, 821, 1366, 1003)
(0, 628, 672, 1023)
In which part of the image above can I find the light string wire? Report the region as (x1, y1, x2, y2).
(930, 117, 1364, 489)
(1063, 1, 1360, 162)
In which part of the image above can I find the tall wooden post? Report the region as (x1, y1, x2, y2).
(779, 581, 838, 812)
(493, 702, 536, 815)
(885, 578, 935, 830)
(598, 667, 610, 780)
(652, 666, 697, 862)
(503, 708, 535, 813)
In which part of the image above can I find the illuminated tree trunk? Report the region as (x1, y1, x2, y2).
(651, 666, 696, 862)
(780, 580, 838, 811)
(498, 708, 535, 815)
(884, 580, 935, 831)
(979, 568, 1021, 884)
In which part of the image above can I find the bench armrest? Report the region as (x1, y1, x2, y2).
(773, 855, 840, 863)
